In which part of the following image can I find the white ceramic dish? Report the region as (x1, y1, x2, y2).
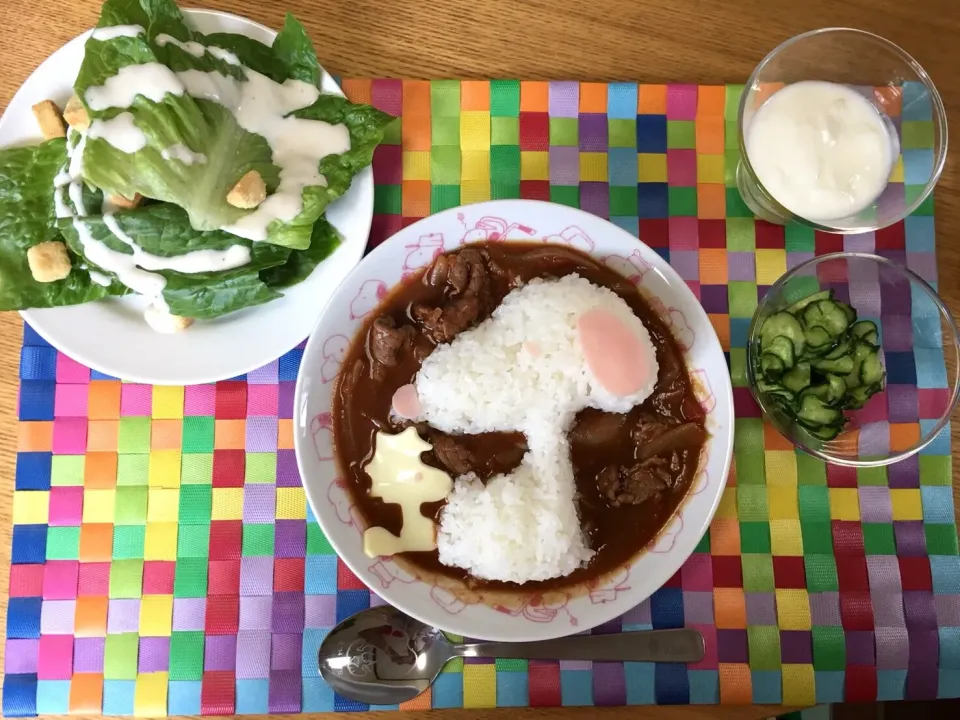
(294, 199, 735, 642)
(0, 9, 372, 385)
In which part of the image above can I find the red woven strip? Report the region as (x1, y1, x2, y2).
(274, 557, 305, 592)
(201, 671, 236, 715)
(214, 381, 247, 419)
(815, 232, 844, 255)
(826, 464, 857, 488)
(208, 521, 242, 561)
(207, 560, 241, 595)
(898, 557, 934, 592)
(142, 561, 175, 594)
(518, 112, 549, 151)
(875, 221, 906, 250)
(528, 660, 562, 706)
(712, 556, 743, 587)
(212, 450, 245, 488)
(639, 219, 669, 248)
(845, 664, 878, 703)
(832, 520, 877, 700)
(698, 220, 727, 248)
(773, 556, 807, 589)
(9, 564, 44, 597)
(755, 221, 785, 249)
(336, 558, 367, 590)
(519, 181, 550, 201)
(204, 595, 240, 636)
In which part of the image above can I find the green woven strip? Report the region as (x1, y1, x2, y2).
(748, 625, 782, 670)
(812, 625, 846, 670)
(173, 556, 208, 598)
(50, 455, 84, 486)
(489, 79, 519, 117)
(733, 418, 765, 484)
(666, 120, 695, 149)
(725, 218, 755, 252)
(182, 416, 214, 453)
(109, 559, 144, 599)
(307, 523, 335, 554)
(45, 526, 80, 560)
(114, 487, 148, 524)
(169, 631, 206, 680)
(178, 485, 211, 525)
(246, 453, 277, 484)
(795, 453, 827, 486)
(177, 524, 210, 558)
(243, 523, 275, 556)
(118, 417, 151, 453)
(104, 633, 140, 680)
(804, 554, 839, 592)
(116, 454, 149, 486)
(112, 524, 145, 559)
(741, 553, 775, 592)
(181, 453, 213, 485)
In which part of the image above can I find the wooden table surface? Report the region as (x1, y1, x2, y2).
(0, 0, 957, 718)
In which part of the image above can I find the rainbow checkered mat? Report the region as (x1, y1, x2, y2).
(4, 81, 958, 715)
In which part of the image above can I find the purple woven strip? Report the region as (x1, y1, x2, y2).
(240, 557, 274, 596)
(276, 450, 301, 487)
(269, 669, 302, 713)
(205, 634, 238, 671)
(5, 639, 39, 674)
(272, 593, 305, 634)
(275, 520, 307, 558)
(746, 593, 777, 626)
(548, 81, 579, 118)
(236, 630, 271, 679)
(172, 597, 206, 631)
(240, 596, 273, 631)
(73, 636, 105, 673)
(593, 662, 626, 706)
(107, 599, 140, 633)
(138, 636, 170, 673)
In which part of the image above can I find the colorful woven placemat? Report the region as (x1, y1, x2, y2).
(4, 80, 958, 716)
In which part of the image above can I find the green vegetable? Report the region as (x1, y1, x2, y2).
(754, 290, 885, 442)
(0, 140, 126, 310)
(74, 0, 392, 249)
(58, 203, 292, 319)
(260, 216, 340, 289)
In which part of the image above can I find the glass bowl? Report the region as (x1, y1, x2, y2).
(747, 252, 959, 467)
(736, 28, 947, 233)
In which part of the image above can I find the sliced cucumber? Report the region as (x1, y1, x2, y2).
(761, 352, 785, 380)
(782, 362, 811, 394)
(796, 393, 843, 427)
(766, 335, 796, 370)
(754, 290, 885, 444)
(761, 311, 806, 356)
(851, 320, 879, 345)
(802, 300, 851, 337)
(812, 355, 856, 375)
(785, 289, 833, 315)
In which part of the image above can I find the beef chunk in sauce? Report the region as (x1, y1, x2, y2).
(430, 434, 476, 476)
(634, 418, 707, 461)
(570, 410, 626, 447)
(369, 316, 416, 370)
(597, 460, 671, 507)
(413, 249, 494, 343)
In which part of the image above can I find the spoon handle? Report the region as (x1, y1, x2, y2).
(458, 628, 705, 663)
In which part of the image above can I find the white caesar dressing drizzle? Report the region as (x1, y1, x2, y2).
(90, 25, 145, 41)
(161, 143, 207, 166)
(102, 213, 251, 273)
(154, 33, 206, 58)
(82, 60, 350, 241)
(207, 46, 240, 66)
(88, 270, 112, 287)
(84, 63, 185, 111)
(87, 112, 147, 153)
(54, 129, 88, 219)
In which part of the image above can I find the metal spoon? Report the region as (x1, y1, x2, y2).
(318, 605, 705, 705)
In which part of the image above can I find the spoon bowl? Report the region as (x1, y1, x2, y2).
(319, 605, 706, 705)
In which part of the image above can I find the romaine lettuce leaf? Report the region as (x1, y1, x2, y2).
(261, 215, 340, 289)
(0, 140, 127, 310)
(74, 0, 392, 249)
(58, 203, 293, 319)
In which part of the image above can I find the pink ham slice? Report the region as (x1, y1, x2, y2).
(578, 308, 650, 396)
(391, 383, 422, 419)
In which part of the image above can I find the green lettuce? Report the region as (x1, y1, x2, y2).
(0, 140, 127, 310)
(59, 203, 291, 319)
(74, 0, 392, 248)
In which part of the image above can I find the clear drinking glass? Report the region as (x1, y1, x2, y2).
(736, 28, 947, 233)
(747, 253, 960, 467)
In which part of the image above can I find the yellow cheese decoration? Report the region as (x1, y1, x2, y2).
(362, 427, 454, 558)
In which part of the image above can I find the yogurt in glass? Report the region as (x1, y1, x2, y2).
(744, 80, 898, 222)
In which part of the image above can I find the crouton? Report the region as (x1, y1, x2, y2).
(105, 192, 143, 210)
(226, 170, 266, 209)
(31, 100, 67, 139)
(27, 241, 71, 282)
(144, 306, 194, 334)
(63, 94, 90, 131)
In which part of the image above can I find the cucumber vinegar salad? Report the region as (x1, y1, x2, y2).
(754, 290, 885, 441)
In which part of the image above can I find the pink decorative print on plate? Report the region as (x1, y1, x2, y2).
(350, 279, 387, 319)
(460, 215, 537, 243)
(588, 567, 631, 604)
(319, 335, 349, 383)
(367, 559, 416, 589)
(690, 368, 717, 414)
(650, 515, 683, 554)
(493, 593, 576, 626)
(328, 477, 366, 535)
(430, 585, 469, 615)
(647, 297, 695, 351)
(603, 250, 652, 285)
(310, 413, 334, 462)
(402, 233, 445, 279)
(543, 225, 594, 252)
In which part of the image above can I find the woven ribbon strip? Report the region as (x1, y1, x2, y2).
(3, 81, 959, 716)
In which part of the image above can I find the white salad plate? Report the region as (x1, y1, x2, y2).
(294, 199, 735, 641)
(0, 10, 373, 385)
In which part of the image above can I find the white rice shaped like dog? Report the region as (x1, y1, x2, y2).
(413, 274, 660, 583)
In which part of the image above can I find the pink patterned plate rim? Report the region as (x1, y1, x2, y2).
(293, 199, 734, 642)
